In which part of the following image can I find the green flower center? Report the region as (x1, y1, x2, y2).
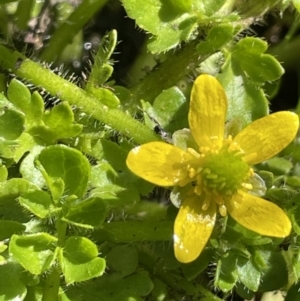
(184, 137, 253, 215)
(200, 146, 250, 196)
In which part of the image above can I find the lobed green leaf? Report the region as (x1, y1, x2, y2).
(0, 220, 25, 240)
(64, 197, 108, 229)
(9, 233, 57, 275)
(197, 23, 234, 54)
(142, 86, 188, 133)
(7, 79, 44, 128)
(36, 145, 90, 199)
(59, 236, 106, 284)
(215, 253, 238, 292)
(232, 37, 284, 84)
(122, 0, 199, 53)
(29, 102, 82, 144)
(237, 257, 260, 292)
(0, 178, 40, 222)
(18, 190, 58, 219)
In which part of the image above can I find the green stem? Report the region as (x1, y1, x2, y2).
(56, 219, 68, 246)
(15, 0, 35, 30)
(0, 74, 6, 93)
(270, 36, 300, 70)
(0, 7, 9, 37)
(128, 41, 207, 104)
(93, 221, 173, 242)
(0, 44, 160, 144)
(40, 0, 108, 62)
(269, 14, 300, 70)
(42, 219, 67, 301)
(85, 30, 117, 89)
(42, 265, 61, 301)
(281, 13, 300, 45)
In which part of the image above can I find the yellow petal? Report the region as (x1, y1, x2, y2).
(126, 141, 194, 187)
(227, 190, 291, 237)
(233, 111, 299, 165)
(189, 74, 228, 149)
(174, 194, 216, 263)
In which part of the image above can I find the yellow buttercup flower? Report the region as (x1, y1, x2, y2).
(126, 74, 299, 263)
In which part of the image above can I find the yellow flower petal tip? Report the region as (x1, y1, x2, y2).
(126, 73, 297, 262)
(234, 111, 299, 165)
(189, 74, 227, 149)
(173, 196, 216, 263)
(227, 191, 292, 238)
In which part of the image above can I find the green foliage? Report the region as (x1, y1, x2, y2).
(232, 38, 284, 83)
(122, 0, 198, 53)
(59, 236, 106, 284)
(7, 79, 43, 127)
(85, 30, 120, 107)
(0, 0, 299, 300)
(10, 233, 58, 275)
(36, 145, 90, 199)
(181, 248, 214, 280)
(0, 262, 27, 301)
(61, 270, 153, 301)
(142, 86, 188, 133)
(122, 0, 234, 53)
(197, 23, 235, 54)
(63, 196, 108, 228)
(106, 245, 138, 277)
(286, 281, 300, 301)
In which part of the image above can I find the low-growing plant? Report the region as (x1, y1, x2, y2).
(0, 0, 300, 300)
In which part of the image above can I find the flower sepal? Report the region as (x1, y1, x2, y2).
(172, 128, 198, 151)
(170, 184, 192, 208)
(247, 173, 267, 197)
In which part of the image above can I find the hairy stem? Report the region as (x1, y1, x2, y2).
(0, 44, 160, 144)
(42, 220, 67, 301)
(128, 41, 206, 105)
(42, 265, 61, 301)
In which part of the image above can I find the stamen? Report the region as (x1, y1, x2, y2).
(201, 194, 211, 210)
(194, 186, 202, 195)
(188, 167, 197, 178)
(200, 146, 210, 154)
(211, 147, 219, 154)
(194, 179, 202, 195)
(219, 204, 227, 216)
(187, 147, 201, 158)
(248, 168, 254, 177)
(242, 183, 253, 190)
